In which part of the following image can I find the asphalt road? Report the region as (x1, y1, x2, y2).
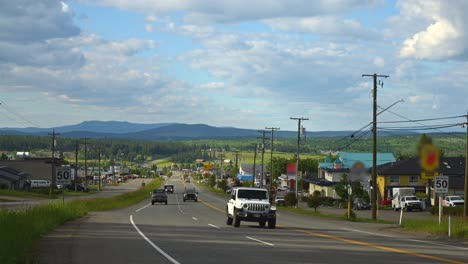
(38, 175, 468, 264)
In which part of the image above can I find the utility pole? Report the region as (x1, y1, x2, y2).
(362, 73, 389, 220)
(464, 111, 468, 220)
(290, 117, 308, 205)
(98, 144, 102, 191)
(258, 130, 271, 188)
(75, 140, 79, 192)
(48, 129, 60, 198)
(81, 138, 90, 186)
(266, 127, 280, 193)
(233, 150, 242, 176)
(253, 143, 258, 186)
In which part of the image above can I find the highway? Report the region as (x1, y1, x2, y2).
(39, 176, 468, 264)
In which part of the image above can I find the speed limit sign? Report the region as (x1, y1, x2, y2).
(434, 176, 449, 194)
(56, 166, 72, 185)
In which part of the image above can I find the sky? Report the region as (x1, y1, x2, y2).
(0, 0, 467, 132)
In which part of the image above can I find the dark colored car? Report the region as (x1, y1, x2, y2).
(164, 184, 174, 193)
(65, 184, 89, 192)
(353, 197, 371, 210)
(151, 189, 168, 205)
(183, 188, 198, 202)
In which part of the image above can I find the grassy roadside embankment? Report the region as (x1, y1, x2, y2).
(0, 178, 163, 264)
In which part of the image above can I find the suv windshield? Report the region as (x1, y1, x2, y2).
(238, 190, 268, 200)
(153, 189, 165, 194)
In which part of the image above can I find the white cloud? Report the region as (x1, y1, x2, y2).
(145, 24, 154, 32)
(199, 82, 225, 90)
(97, 0, 368, 23)
(0, 0, 80, 43)
(373, 57, 385, 68)
(264, 16, 375, 40)
(397, 0, 468, 60)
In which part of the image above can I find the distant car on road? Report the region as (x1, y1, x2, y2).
(183, 188, 198, 202)
(164, 184, 174, 193)
(65, 184, 89, 192)
(443, 196, 464, 207)
(275, 195, 285, 206)
(353, 197, 371, 210)
(151, 189, 168, 205)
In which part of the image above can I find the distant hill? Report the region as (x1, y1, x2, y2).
(0, 121, 173, 134)
(0, 121, 423, 140)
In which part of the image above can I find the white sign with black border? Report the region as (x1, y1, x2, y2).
(434, 176, 449, 194)
(56, 166, 72, 185)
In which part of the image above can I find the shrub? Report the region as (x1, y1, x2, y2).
(431, 206, 464, 216)
(307, 195, 322, 212)
(285, 192, 298, 207)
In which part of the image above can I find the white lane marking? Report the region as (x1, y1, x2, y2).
(135, 204, 151, 212)
(246, 236, 274, 247)
(342, 227, 468, 250)
(208, 224, 220, 229)
(175, 191, 185, 214)
(130, 215, 181, 264)
(192, 217, 198, 221)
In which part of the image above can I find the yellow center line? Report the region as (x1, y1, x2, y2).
(199, 198, 464, 264)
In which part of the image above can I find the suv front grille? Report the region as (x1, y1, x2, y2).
(247, 203, 267, 212)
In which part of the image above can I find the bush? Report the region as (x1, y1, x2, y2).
(285, 192, 298, 207)
(320, 197, 336, 207)
(307, 195, 321, 212)
(431, 206, 464, 216)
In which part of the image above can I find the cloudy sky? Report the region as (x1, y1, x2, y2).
(0, 0, 467, 131)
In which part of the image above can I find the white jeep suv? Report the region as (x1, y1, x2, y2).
(226, 187, 276, 229)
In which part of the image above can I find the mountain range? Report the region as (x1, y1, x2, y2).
(0, 121, 418, 141)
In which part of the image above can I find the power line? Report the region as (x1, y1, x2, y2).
(0, 101, 40, 127)
(378, 114, 466, 124)
(379, 123, 465, 131)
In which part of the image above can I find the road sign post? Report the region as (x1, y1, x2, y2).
(434, 176, 449, 194)
(56, 166, 72, 186)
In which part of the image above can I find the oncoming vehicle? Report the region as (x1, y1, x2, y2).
(226, 187, 276, 229)
(183, 188, 198, 202)
(274, 195, 285, 206)
(164, 184, 174, 193)
(151, 189, 168, 205)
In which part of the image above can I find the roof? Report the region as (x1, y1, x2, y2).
(338, 152, 396, 168)
(303, 178, 338, 187)
(378, 157, 465, 189)
(240, 163, 267, 176)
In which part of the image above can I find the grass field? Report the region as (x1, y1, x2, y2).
(0, 178, 163, 264)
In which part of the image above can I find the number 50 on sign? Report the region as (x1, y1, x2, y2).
(434, 176, 449, 194)
(56, 166, 72, 185)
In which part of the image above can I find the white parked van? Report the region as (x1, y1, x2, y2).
(29, 180, 51, 189)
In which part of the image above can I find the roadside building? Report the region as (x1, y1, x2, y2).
(310, 152, 396, 199)
(0, 166, 30, 190)
(377, 157, 465, 205)
(0, 157, 58, 181)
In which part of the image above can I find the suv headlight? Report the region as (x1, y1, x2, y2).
(265, 205, 269, 210)
(243, 204, 248, 209)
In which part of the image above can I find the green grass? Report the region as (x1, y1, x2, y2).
(277, 206, 390, 223)
(402, 217, 468, 239)
(0, 189, 51, 199)
(0, 178, 163, 264)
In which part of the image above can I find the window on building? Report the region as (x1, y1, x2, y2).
(390, 175, 399, 184)
(409, 176, 419, 184)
